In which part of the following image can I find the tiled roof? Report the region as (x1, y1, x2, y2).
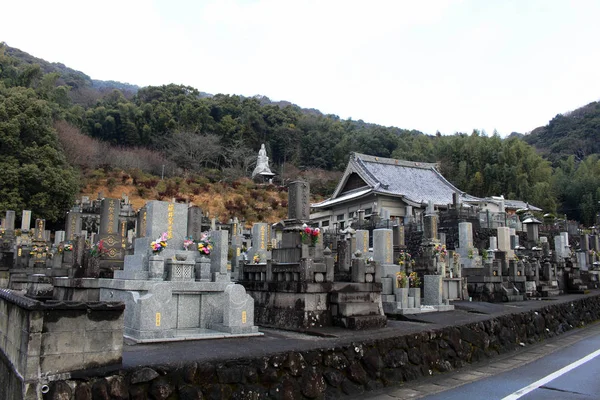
(352, 153, 478, 206)
(503, 199, 542, 212)
(316, 153, 479, 209)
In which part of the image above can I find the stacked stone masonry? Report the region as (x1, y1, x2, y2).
(42, 293, 600, 400)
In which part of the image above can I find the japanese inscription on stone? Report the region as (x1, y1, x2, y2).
(167, 203, 175, 239)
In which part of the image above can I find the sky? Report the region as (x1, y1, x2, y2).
(2, 0, 600, 136)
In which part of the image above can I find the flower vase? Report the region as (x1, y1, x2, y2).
(394, 287, 409, 308)
(409, 287, 421, 308)
(148, 254, 165, 280)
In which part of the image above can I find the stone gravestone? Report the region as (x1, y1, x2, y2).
(211, 230, 231, 282)
(355, 230, 369, 255)
(423, 275, 443, 305)
(497, 227, 513, 259)
(101, 200, 259, 342)
(136, 206, 147, 238)
(65, 211, 82, 242)
(456, 222, 480, 269)
(422, 201, 438, 243)
(287, 181, 310, 221)
(4, 210, 15, 233)
(393, 224, 405, 248)
(373, 228, 396, 278)
(21, 210, 32, 232)
(54, 231, 65, 246)
(97, 198, 125, 272)
(187, 207, 203, 242)
(249, 223, 269, 262)
(116, 201, 189, 280)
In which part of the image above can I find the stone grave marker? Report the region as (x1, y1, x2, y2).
(287, 181, 310, 221)
(355, 230, 369, 254)
(21, 210, 31, 232)
(65, 211, 82, 242)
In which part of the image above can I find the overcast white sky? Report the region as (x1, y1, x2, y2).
(2, 0, 599, 136)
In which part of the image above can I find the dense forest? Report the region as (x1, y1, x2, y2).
(1, 43, 599, 227)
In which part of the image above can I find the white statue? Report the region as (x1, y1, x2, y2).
(252, 144, 275, 179)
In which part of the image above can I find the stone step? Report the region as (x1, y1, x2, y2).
(337, 302, 381, 317)
(339, 315, 387, 330)
(505, 294, 525, 302)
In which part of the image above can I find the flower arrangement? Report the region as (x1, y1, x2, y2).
(481, 250, 488, 260)
(241, 245, 248, 253)
(395, 271, 407, 288)
(253, 254, 261, 264)
(433, 244, 447, 260)
(197, 232, 213, 255)
(468, 248, 474, 259)
(589, 250, 599, 258)
(90, 240, 108, 257)
(453, 251, 460, 266)
(300, 224, 320, 246)
(409, 271, 420, 288)
(398, 251, 415, 266)
(183, 237, 194, 251)
(63, 243, 73, 252)
(29, 245, 49, 256)
(150, 233, 168, 254)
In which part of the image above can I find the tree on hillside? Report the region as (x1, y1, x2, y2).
(0, 85, 79, 221)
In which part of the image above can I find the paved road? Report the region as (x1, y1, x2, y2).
(364, 322, 600, 400)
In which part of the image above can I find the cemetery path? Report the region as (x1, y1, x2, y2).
(122, 292, 598, 369)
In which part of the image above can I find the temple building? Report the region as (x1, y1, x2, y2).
(310, 152, 480, 230)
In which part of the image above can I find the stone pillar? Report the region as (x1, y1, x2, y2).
(211, 230, 230, 282)
(54, 231, 65, 246)
(355, 230, 369, 254)
(34, 219, 45, 241)
(65, 211, 82, 242)
(187, 206, 203, 242)
(136, 207, 147, 238)
(393, 224, 405, 248)
(373, 229, 393, 265)
(21, 210, 32, 232)
(4, 210, 15, 232)
(497, 227, 512, 259)
(287, 181, 310, 221)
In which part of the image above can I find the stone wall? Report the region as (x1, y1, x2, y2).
(0, 289, 124, 400)
(43, 294, 600, 400)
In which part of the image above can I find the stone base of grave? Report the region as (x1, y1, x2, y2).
(99, 279, 261, 343)
(8, 268, 50, 291)
(244, 281, 386, 330)
(53, 277, 101, 301)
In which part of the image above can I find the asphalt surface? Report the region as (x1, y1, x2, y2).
(123, 291, 600, 369)
(363, 316, 600, 399)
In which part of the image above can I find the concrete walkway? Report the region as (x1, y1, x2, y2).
(123, 291, 600, 369)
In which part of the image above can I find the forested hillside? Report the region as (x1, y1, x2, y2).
(523, 101, 600, 163)
(1, 43, 599, 227)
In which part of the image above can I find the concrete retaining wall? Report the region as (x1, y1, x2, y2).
(42, 294, 600, 400)
(0, 289, 124, 400)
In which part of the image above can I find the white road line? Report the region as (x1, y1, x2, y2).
(501, 348, 600, 400)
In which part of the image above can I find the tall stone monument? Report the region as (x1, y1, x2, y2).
(100, 200, 259, 342)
